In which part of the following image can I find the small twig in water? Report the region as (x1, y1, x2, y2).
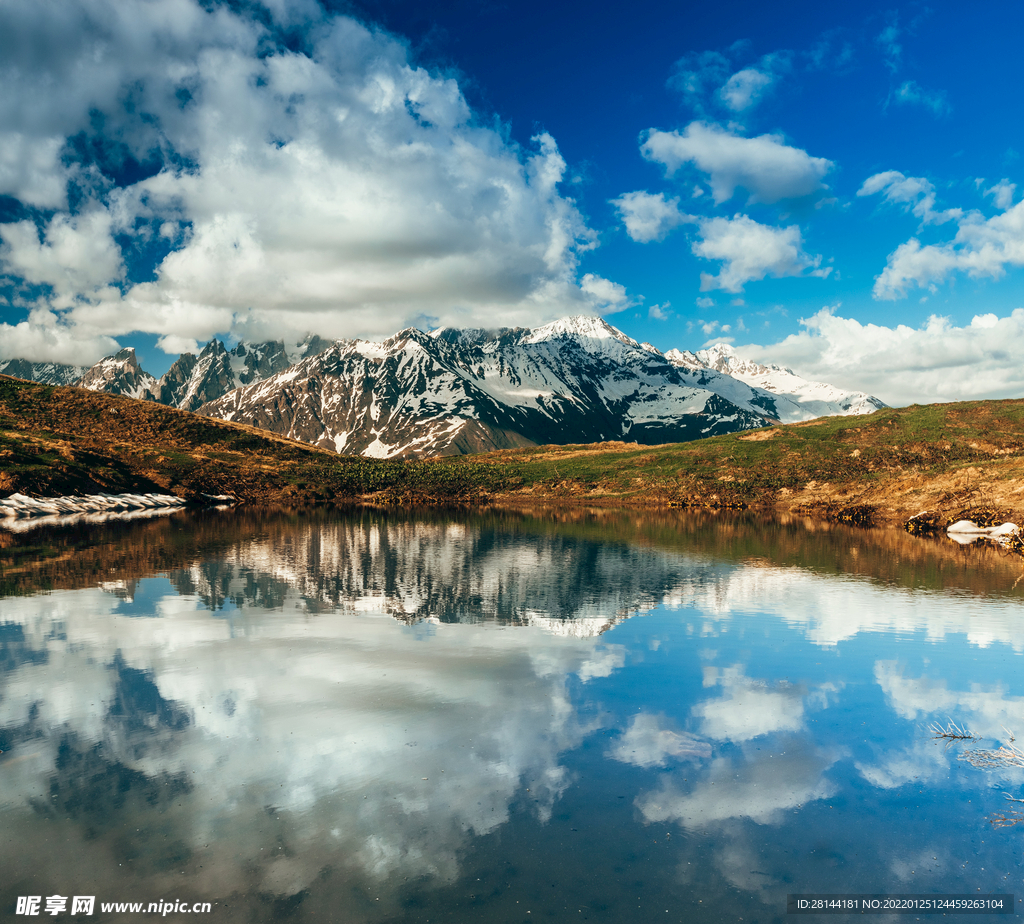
(989, 811, 1024, 829)
(929, 719, 979, 744)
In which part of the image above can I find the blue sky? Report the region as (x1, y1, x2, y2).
(1, 0, 1022, 404)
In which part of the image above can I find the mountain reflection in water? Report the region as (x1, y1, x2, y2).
(2, 507, 1024, 923)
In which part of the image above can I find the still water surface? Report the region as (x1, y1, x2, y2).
(2, 507, 1024, 922)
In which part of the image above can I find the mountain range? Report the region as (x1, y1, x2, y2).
(0, 317, 885, 458)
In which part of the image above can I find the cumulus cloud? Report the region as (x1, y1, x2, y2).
(694, 665, 806, 741)
(610, 190, 692, 243)
(857, 170, 962, 225)
(871, 199, 1024, 299)
(579, 273, 634, 313)
(0, 208, 125, 301)
(637, 745, 838, 828)
(983, 179, 1017, 211)
(608, 713, 711, 768)
(641, 122, 833, 204)
(739, 306, 1024, 405)
(691, 214, 829, 293)
(857, 660, 1024, 790)
(892, 80, 950, 116)
(0, 584, 600, 896)
(718, 52, 790, 113)
(0, 306, 120, 366)
(0, 0, 613, 363)
(718, 68, 773, 111)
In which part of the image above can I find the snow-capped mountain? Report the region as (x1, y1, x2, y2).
(6, 317, 887, 457)
(155, 339, 294, 410)
(73, 336, 333, 410)
(198, 317, 773, 457)
(665, 343, 886, 423)
(0, 358, 87, 385)
(74, 348, 157, 399)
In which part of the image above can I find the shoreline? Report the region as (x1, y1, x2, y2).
(2, 376, 1023, 540)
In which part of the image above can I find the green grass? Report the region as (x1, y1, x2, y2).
(467, 399, 1024, 517)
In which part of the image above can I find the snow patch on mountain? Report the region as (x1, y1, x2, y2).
(75, 348, 157, 399)
(665, 343, 886, 422)
(0, 359, 88, 385)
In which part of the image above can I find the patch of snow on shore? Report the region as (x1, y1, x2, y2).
(0, 492, 187, 521)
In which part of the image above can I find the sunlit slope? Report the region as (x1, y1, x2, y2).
(479, 400, 1024, 522)
(0, 376, 512, 503)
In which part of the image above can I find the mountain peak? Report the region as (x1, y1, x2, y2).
(526, 316, 639, 348)
(111, 347, 140, 365)
(75, 347, 156, 399)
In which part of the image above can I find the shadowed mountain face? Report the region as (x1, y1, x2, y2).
(153, 340, 296, 411)
(197, 318, 774, 456)
(0, 359, 87, 385)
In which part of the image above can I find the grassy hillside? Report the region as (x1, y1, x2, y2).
(0, 376, 515, 504)
(473, 399, 1024, 525)
(2, 375, 1024, 525)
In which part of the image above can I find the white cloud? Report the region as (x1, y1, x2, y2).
(892, 80, 950, 116)
(875, 660, 1024, 732)
(856, 660, 1024, 790)
(641, 122, 833, 204)
(1, 588, 598, 893)
(691, 214, 829, 293)
(739, 306, 1024, 405)
(695, 296, 714, 308)
(984, 179, 1016, 211)
(637, 746, 838, 828)
(0, 305, 120, 365)
(718, 68, 773, 112)
(0, 0, 612, 362)
(648, 303, 670, 320)
(806, 33, 854, 72)
(668, 49, 789, 118)
(0, 208, 125, 302)
(694, 665, 818, 742)
(0, 133, 70, 209)
(579, 273, 634, 314)
(676, 557, 1024, 650)
(156, 334, 200, 355)
(1, 514, 666, 895)
(871, 199, 1024, 299)
(857, 170, 962, 225)
(608, 713, 710, 768)
(610, 190, 691, 243)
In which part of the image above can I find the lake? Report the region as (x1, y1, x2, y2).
(2, 506, 1024, 922)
